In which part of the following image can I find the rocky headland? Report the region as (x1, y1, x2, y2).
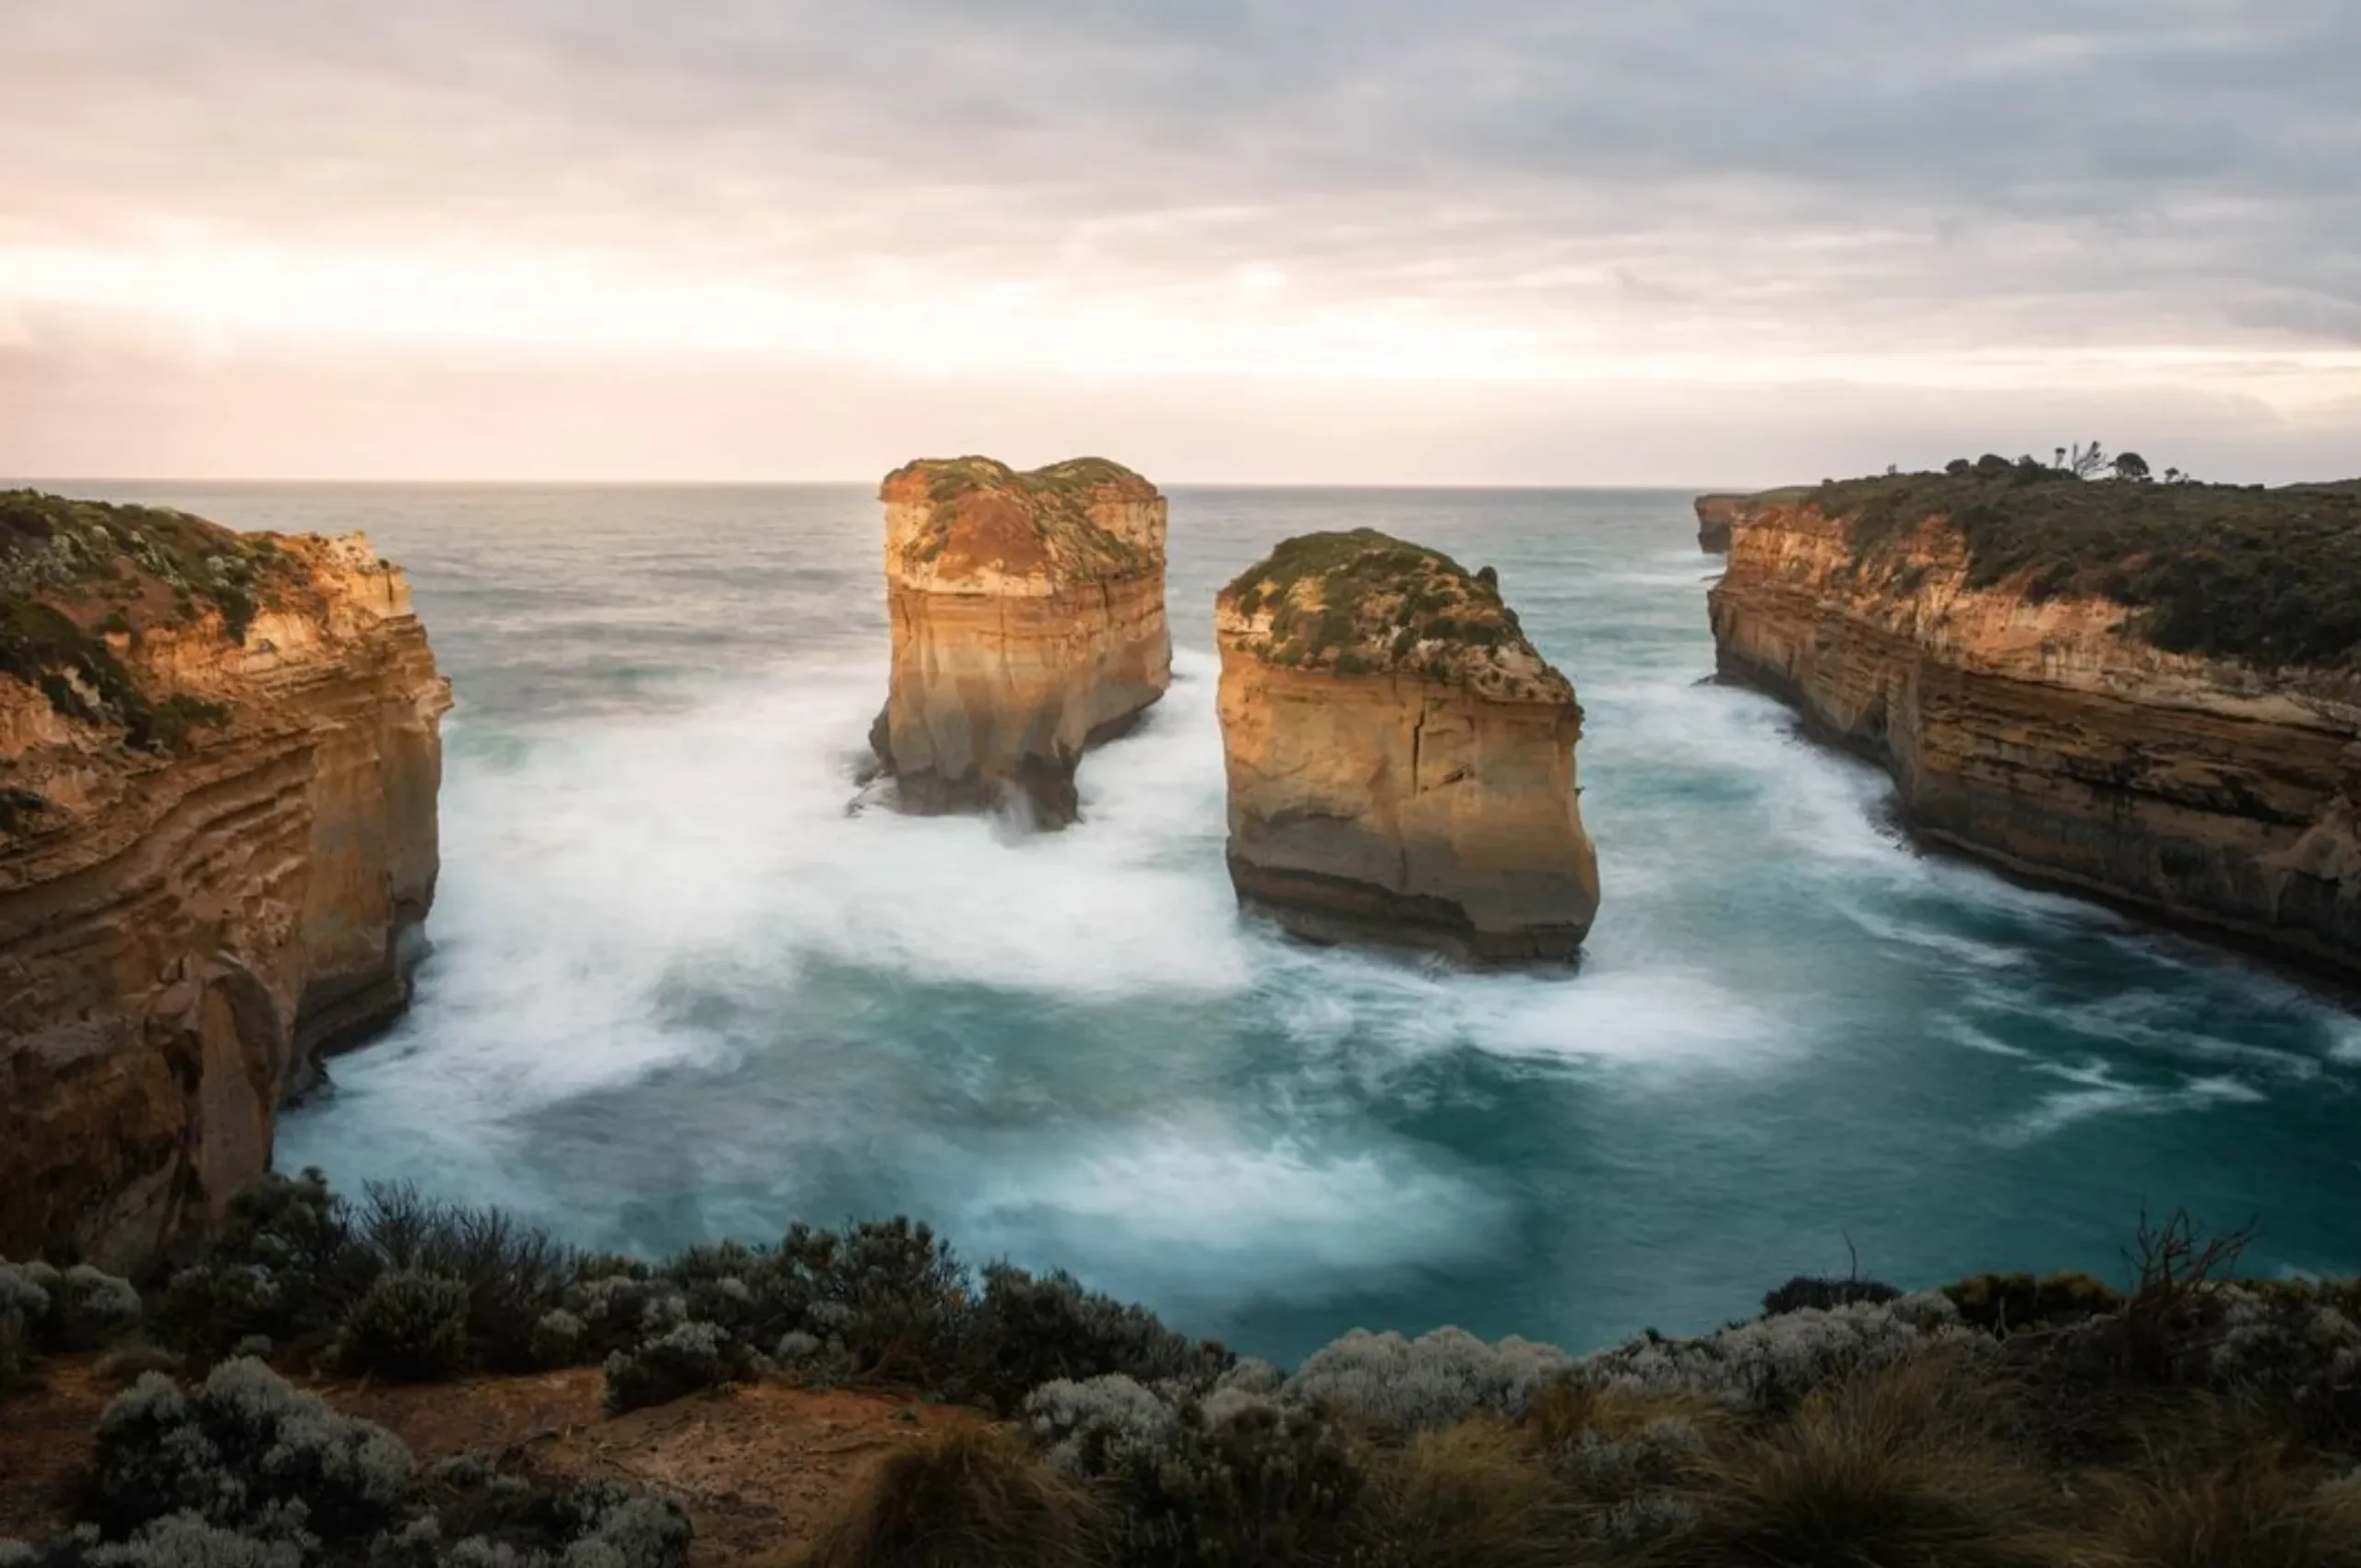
(1216, 529, 1599, 962)
(1708, 461, 2361, 975)
(869, 457, 1169, 826)
(0, 491, 448, 1271)
(1693, 493, 1747, 553)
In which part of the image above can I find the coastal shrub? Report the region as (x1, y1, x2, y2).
(603, 1322, 752, 1414)
(1944, 1271, 2120, 1335)
(152, 1170, 372, 1360)
(1760, 1274, 1901, 1316)
(334, 1270, 470, 1382)
(91, 1359, 412, 1540)
(1805, 466, 2361, 670)
(799, 1425, 1102, 1568)
(1025, 1374, 1181, 1474)
(774, 1218, 968, 1386)
(964, 1264, 1229, 1410)
(1100, 1394, 1369, 1568)
(355, 1184, 577, 1372)
(51, 1266, 143, 1351)
(1572, 1293, 1975, 1415)
(1669, 1352, 2059, 1568)
(1281, 1326, 1572, 1430)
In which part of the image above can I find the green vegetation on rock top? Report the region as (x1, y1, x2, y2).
(1802, 464, 2361, 671)
(1220, 528, 1552, 685)
(884, 456, 1160, 581)
(0, 491, 259, 768)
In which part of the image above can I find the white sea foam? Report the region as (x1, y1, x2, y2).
(1986, 1060, 2266, 1147)
(942, 1121, 1515, 1309)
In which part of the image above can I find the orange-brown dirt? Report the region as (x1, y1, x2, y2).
(0, 1360, 955, 1566)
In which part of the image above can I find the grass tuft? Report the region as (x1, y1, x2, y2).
(797, 1424, 1102, 1568)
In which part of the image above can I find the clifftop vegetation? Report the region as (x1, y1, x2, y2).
(0, 493, 275, 809)
(881, 457, 1161, 584)
(6, 1181, 2358, 1567)
(1801, 459, 2361, 671)
(1219, 529, 1571, 701)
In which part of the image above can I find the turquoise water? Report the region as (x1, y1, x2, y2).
(71, 481, 2361, 1363)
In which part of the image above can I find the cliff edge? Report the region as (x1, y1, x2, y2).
(0, 490, 449, 1269)
(870, 457, 1169, 826)
(1709, 463, 2361, 975)
(1216, 529, 1599, 962)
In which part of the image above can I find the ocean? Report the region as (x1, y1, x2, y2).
(65, 481, 2361, 1363)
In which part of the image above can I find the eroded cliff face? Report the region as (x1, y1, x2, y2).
(0, 493, 449, 1269)
(870, 457, 1169, 826)
(1710, 498, 2361, 972)
(1216, 530, 1599, 963)
(1694, 494, 1747, 553)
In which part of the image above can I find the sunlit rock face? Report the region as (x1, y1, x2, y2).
(0, 493, 449, 1271)
(1711, 494, 2361, 973)
(1215, 529, 1600, 963)
(869, 457, 1170, 826)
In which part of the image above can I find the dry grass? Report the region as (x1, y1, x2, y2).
(796, 1424, 1102, 1568)
(1663, 1351, 2062, 1568)
(1352, 1421, 1590, 1568)
(2074, 1426, 2361, 1568)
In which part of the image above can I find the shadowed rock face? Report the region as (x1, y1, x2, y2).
(869, 457, 1169, 826)
(1215, 529, 1599, 964)
(1711, 495, 2361, 976)
(1694, 493, 1747, 553)
(0, 493, 449, 1270)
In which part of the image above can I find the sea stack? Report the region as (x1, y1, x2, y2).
(1216, 529, 1600, 962)
(0, 491, 450, 1270)
(870, 457, 1170, 826)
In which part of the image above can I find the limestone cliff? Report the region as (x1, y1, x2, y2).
(1694, 493, 1747, 553)
(0, 491, 449, 1270)
(1216, 529, 1600, 962)
(870, 457, 1169, 826)
(1709, 469, 2361, 974)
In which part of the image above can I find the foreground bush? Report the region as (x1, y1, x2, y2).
(5, 1357, 691, 1568)
(0, 1258, 143, 1393)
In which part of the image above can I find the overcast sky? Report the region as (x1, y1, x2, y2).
(3, 0, 2356, 483)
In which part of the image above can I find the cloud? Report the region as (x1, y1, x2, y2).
(0, 0, 2355, 476)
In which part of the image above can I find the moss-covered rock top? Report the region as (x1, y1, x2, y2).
(0, 490, 288, 760)
(879, 456, 1163, 585)
(1799, 463, 2361, 671)
(1217, 529, 1573, 702)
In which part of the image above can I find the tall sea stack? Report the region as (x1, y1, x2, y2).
(870, 457, 1170, 826)
(1216, 529, 1599, 963)
(0, 491, 449, 1270)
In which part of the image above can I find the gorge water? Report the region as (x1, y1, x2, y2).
(83, 481, 2361, 1363)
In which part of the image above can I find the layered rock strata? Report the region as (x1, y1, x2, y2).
(0, 492, 449, 1270)
(1216, 529, 1600, 962)
(870, 457, 1169, 826)
(1709, 479, 2361, 974)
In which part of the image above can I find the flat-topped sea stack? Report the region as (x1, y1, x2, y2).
(1216, 529, 1600, 963)
(1711, 460, 2361, 976)
(871, 457, 1169, 826)
(0, 490, 448, 1270)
